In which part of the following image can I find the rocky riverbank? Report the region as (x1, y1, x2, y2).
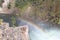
(0, 22, 29, 40)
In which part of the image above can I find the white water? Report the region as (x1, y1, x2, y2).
(0, 7, 3, 12)
(0, 0, 9, 12)
(17, 19, 60, 40)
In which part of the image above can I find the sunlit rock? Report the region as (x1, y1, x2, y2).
(0, 22, 29, 40)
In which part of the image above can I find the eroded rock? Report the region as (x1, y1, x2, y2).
(0, 22, 29, 40)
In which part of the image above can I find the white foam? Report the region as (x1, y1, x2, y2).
(0, 7, 3, 12)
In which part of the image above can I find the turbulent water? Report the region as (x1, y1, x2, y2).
(0, 15, 60, 40)
(0, 14, 60, 40)
(0, 0, 9, 11)
(16, 18, 60, 40)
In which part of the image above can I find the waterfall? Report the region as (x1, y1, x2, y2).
(0, 7, 2, 10)
(2, 0, 9, 8)
(0, 0, 9, 12)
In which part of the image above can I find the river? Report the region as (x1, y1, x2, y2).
(0, 14, 60, 40)
(16, 18, 60, 40)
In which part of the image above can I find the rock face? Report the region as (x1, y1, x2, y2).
(0, 22, 29, 40)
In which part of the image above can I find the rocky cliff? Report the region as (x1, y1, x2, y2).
(0, 22, 29, 40)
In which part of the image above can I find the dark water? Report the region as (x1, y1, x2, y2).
(0, 14, 59, 29)
(0, 14, 17, 27)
